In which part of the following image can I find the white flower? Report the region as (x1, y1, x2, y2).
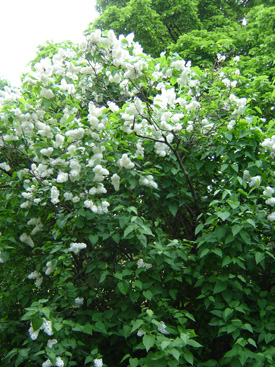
(41, 318, 53, 336)
(53, 134, 65, 148)
(263, 187, 274, 197)
(242, 17, 247, 26)
(45, 261, 56, 275)
(137, 329, 146, 337)
(158, 321, 169, 335)
(267, 213, 275, 222)
(137, 259, 152, 269)
(47, 339, 58, 348)
(42, 359, 52, 367)
(227, 120, 236, 131)
(243, 170, 251, 181)
(94, 358, 103, 367)
(40, 88, 55, 99)
(56, 357, 64, 367)
(75, 297, 84, 305)
(57, 171, 69, 183)
(20, 233, 34, 248)
(69, 242, 87, 254)
(28, 271, 43, 287)
(249, 176, 261, 188)
(217, 53, 226, 62)
(40, 147, 54, 157)
(139, 175, 158, 189)
(266, 198, 275, 207)
(65, 128, 85, 140)
(29, 325, 40, 340)
(51, 186, 60, 204)
(107, 101, 119, 112)
(118, 154, 134, 169)
(0, 162, 11, 171)
(111, 173, 120, 191)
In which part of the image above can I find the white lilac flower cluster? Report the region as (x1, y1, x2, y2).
(261, 135, 275, 158)
(42, 356, 64, 367)
(20, 233, 34, 248)
(74, 297, 84, 308)
(27, 217, 43, 235)
(94, 358, 103, 367)
(0, 162, 11, 171)
(84, 199, 110, 214)
(45, 261, 56, 275)
(28, 318, 53, 340)
(137, 259, 152, 270)
(229, 94, 247, 116)
(69, 242, 87, 254)
(158, 321, 169, 335)
(262, 186, 275, 221)
(243, 170, 261, 188)
(28, 271, 43, 287)
(139, 175, 158, 189)
(243, 169, 275, 222)
(118, 154, 135, 169)
(47, 338, 58, 348)
(137, 329, 146, 337)
(111, 173, 120, 191)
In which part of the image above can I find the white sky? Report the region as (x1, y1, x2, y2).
(0, 0, 98, 86)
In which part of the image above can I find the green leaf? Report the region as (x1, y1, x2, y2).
(94, 321, 107, 334)
(124, 224, 136, 238)
(99, 270, 109, 283)
(129, 358, 139, 367)
(169, 348, 180, 360)
(242, 323, 253, 333)
(118, 282, 129, 295)
(255, 252, 265, 264)
(213, 282, 227, 294)
(195, 223, 204, 235)
(160, 340, 171, 350)
(169, 203, 178, 217)
(31, 317, 43, 332)
(187, 339, 202, 348)
(199, 248, 209, 258)
(232, 225, 242, 237)
(223, 308, 233, 322)
(143, 290, 153, 300)
(143, 334, 155, 352)
(89, 235, 98, 245)
(83, 324, 93, 335)
(183, 350, 194, 365)
(213, 248, 222, 258)
(247, 338, 257, 348)
(222, 256, 232, 267)
(240, 231, 251, 245)
(217, 211, 230, 221)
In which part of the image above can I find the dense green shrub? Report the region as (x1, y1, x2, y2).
(0, 30, 274, 366)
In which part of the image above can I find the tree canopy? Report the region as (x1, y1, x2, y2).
(0, 2, 275, 367)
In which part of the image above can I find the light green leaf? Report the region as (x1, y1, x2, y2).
(169, 348, 180, 360)
(183, 350, 194, 365)
(217, 211, 230, 221)
(143, 334, 155, 352)
(232, 225, 242, 237)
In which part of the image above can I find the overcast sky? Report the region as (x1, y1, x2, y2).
(0, 0, 98, 86)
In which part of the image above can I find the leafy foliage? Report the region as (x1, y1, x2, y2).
(0, 25, 275, 367)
